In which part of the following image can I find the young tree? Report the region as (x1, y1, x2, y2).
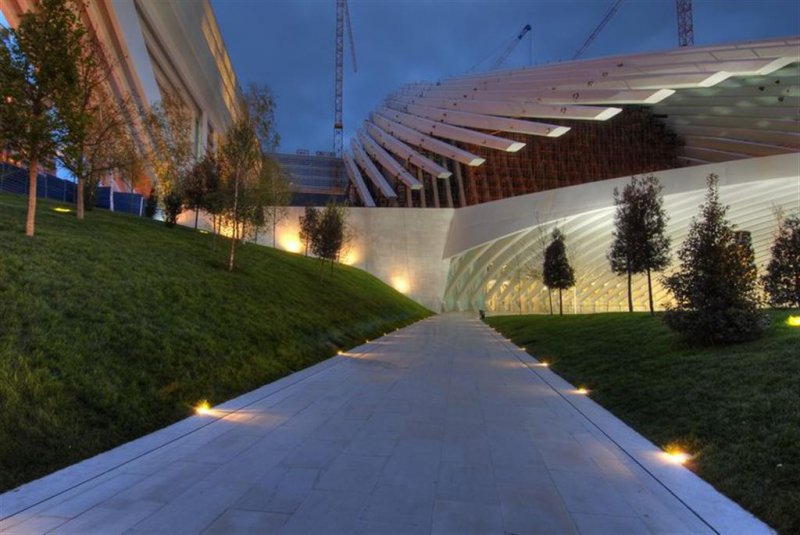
(299, 206, 320, 256)
(144, 92, 195, 227)
(0, 0, 83, 236)
(260, 156, 291, 247)
(762, 214, 800, 308)
(608, 175, 671, 314)
(543, 228, 576, 315)
(219, 118, 261, 271)
(184, 151, 220, 229)
(663, 174, 767, 344)
(312, 203, 345, 276)
(57, 22, 135, 220)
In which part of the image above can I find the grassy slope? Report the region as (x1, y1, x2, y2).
(0, 194, 430, 492)
(487, 311, 800, 534)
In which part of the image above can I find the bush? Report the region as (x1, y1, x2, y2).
(762, 214, 800, 308)
(145, 190, 158, 219)
(663, 175, 767, 344)
(163, 190, 182, 227)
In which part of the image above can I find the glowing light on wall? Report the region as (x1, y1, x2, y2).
(786, 316, 800, 327)
(391, 275, 410, 294)
(340, 247, 360, 266)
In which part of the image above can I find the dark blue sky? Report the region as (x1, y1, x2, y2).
(211, 0, 800, 155)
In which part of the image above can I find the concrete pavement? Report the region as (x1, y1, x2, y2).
(0, 314, 770, 534)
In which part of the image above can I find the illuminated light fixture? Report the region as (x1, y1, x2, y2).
(576, 387, 589, 395)
(540, 361, 549, 367)
(195, 400, 211, 415)
(786, 316, 800, 327)
(337, 350, 344, 355)
(199, 230, 209, 234)
(53, 207, 72, 213)
(664, 447, 692, 465)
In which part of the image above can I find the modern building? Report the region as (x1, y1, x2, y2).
(273, 151, 348, 207)
(266, 36, 799, 312)
(1, 0, 241, 195)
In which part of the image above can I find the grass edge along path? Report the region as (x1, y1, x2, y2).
(487, 311, 800, 535)
(0, 193, 431, 492)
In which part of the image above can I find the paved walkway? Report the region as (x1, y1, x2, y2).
(1, 315, 769, 534)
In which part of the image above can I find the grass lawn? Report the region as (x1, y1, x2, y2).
(487, 311, 800, 534)
(0, 193, 430, 492)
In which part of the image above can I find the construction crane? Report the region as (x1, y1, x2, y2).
(676, 0, 694, 47)
(491, 24, 532, 70)
(334, 0, 357, 159)
(574, 0, 694, 59)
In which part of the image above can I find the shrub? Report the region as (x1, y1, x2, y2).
(145, 190, 158, 219)
(163, 190, 182, 227)
(762, 214, 800, 308)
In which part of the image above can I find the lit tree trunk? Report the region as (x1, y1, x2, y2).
(77, 177, 85, 220)
(272, 214, 277, 248)
(558, 288, 563, 316)
(647, 267, 655, 316)
(26, 162, 37, 236)
(548, 289, 553, 316)
(627, 267, 633, 312)
(228, 168, 240, 272)
(194, 208, 199, 229)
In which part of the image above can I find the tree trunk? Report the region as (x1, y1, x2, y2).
(647, 267, 655, 316)
(26, 162, 38, 236)
(548, 289, 553, 316)
(272, 218, 277, 248)
(558, 288, 563, 316)
(228, 169, 241, 272)
(627, 267, 633, 312)
(194, 208, 199, 229)
(77, 177, 85, 220)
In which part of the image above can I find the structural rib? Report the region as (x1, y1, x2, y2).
(371, 113, 486, 166)
(387, 99, 570, 137)
(377, 107, 526, 152)
(343, 152, 376, 207)
(350, 138, 397, 199)
(358, 131, 422, 190)
(365, 122, 451, 178)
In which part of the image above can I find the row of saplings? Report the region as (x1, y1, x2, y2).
(541, 174, 799, 345)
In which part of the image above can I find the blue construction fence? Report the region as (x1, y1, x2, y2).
(0, 162, 144, 216)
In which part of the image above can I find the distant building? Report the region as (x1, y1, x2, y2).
(273, 151, 347, 207)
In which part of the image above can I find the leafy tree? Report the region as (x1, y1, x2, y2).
(299, 206, 320, 256)
(608, 175, 671, 315)
(663, 174, 767, 344)
(260, 156, 291, 247)
(144, 92, 195, 227)
(0, 0, 83, 236)
(57, 23, 134, 220)
(244, 83, 280, 152)
(762, 214, 800, 308)
(184, 151, 220, 229)
(219, 118, 261, 271)
(144, 189, 158, 219)
(312, 203, 345, 275)
(543, 228, 575, 315)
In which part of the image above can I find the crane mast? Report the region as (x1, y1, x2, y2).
(334, 0, 356, 159)
(491, 24, 532, 70)
(676, 0, 694, 47)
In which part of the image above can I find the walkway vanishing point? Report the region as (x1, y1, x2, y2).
(1, 315, 771, 534)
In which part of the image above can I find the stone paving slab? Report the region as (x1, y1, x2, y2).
(0, 314, 772, 534)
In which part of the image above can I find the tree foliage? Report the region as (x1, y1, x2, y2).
(312, 203, 346, 275)
(0, 0, 84, 235)
(608, 175, 670, 314)
(299, 206, 320, 257)
(260, 157, 291, 247)
(184, 151, 220, 229)
(663, 174, 767, 344)
(762, 214, 800, 308)
(543, 228, 575, 315)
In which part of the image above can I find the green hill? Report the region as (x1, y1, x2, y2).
(0, 193, 430, 491)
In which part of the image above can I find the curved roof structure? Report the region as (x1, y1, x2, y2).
(344, 36, 800, 208)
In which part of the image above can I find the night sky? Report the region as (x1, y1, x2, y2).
(212, 0, 798, 155)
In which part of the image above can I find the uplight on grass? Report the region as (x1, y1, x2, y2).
(195, 400, 211, 415)
(53, 207, 72, 213)
(540, 361, 549, 367)
(786, 315, 800, 327)
(663, 447, 692, 465)
(576, 387, 589, 395)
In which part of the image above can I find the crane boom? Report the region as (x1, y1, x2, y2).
(491, 24, 531, 70)
(573, 0, 624, 59)
(334, 0, 356, 158)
